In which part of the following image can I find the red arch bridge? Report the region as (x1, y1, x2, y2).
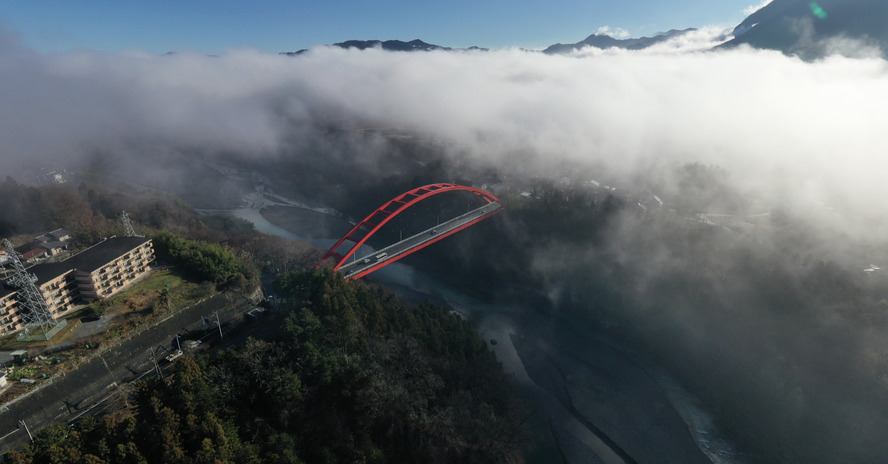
(318, 183, 503, 280)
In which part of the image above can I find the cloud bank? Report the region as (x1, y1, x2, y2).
(2, 27, 888, 239)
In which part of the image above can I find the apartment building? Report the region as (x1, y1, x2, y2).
(31, 263, 80, 319)
(0, 288, 22, 335)
(0, 237, 154, 335)
(71, 237, 154, 302)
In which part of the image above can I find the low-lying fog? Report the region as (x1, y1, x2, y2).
(3, 26, 887, 236)
(4, 24, 888, 461)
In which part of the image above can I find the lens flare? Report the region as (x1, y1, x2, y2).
(809, 2, 828, 19)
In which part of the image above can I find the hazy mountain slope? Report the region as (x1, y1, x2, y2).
(721, 0, 888, 58)
(281, 39, 487, 55)
(543, 28, 696, 54)
(281, 30, 700, 56)
(332, 39, 448, 51)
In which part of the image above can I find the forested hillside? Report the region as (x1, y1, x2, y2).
(2, 270, 528, 463)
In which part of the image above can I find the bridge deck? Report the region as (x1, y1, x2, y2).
(337, 202, 502, 280)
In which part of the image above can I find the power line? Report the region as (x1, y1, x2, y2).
(2, 239, 54, 328)
(120, 211, 139, 237)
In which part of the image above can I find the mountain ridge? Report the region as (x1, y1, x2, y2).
(719, 0, 888, 58)
(543, 28, 697, 54)
(281, 0, 887, 59)
(281, 39, 486, 55)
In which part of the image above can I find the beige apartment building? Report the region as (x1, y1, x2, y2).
(73, 237, 155, 302)
(0, 288, 23, 335)
(30, 264, 79, 320)
(0, 237, 154, 335)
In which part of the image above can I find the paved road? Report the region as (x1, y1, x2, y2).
(338, 202, 503, 279)
(0, 292, 254, 452)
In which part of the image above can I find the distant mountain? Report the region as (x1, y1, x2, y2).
(334, 39, 449, 52)
(720, 0, 888, 59)
(543, 29, 696, 54)
(281, 1, 888, 60)
(281, 39, 486, 56)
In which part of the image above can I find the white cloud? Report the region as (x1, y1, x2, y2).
(594, 26, 630, 39)
(2, 29, 888, 239)
(743, 0, 773, 16)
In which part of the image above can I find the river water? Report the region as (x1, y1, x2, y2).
(222, 203, 744, 464)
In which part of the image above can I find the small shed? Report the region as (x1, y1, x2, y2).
(10, 350, 28, 364)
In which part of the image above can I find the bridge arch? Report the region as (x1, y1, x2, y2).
(318, 183, 503, 279)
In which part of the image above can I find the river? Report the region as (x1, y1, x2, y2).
(221, 202, 745, 464)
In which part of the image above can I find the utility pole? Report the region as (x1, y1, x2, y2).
(100, 353, 128, 407)
(175, 334, 182, 352)
(18, 420, 33, 442)
(200, 311, 224, 340)
(148, 347, 163, 380)
(214, 311, 223, 340)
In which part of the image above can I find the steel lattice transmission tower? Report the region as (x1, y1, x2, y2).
(121, 210, 139, 237)
(2, 239, 54, 327)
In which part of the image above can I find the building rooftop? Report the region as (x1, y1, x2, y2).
(65, 236, 151, 273)
(29, 261, 76, 285)
(3, 236, 151, 290)
(48, 229, 72, 241)
(35, 228, 72, 242)
(19, 248, 46, 261)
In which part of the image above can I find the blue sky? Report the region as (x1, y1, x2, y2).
(1, 0, 767, 54)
